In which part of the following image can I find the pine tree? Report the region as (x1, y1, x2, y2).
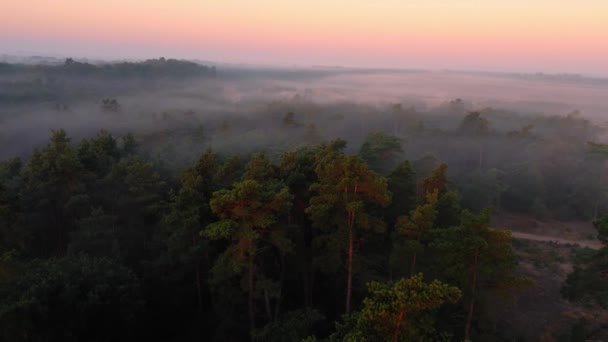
(307, 149, 391, 314)
(19, 130, 85, 256)
(204, 153, 293, 340)
(331, 273, 461, 341)
(395, 191, 438, 275)
(431, 209, 518, 340)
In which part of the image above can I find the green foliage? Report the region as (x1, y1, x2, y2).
(459, 112, 489, 135)
(208, 179, 292, 241)
(121, 133, 139, 156)
(431, 209, 521, 339)
(331, 274, 461, 341)
(571, 247, 597, 265)
(412, 155, 438, 181)
(0, 158, 22, 252)
(501, 163, 546, 216)
(307, 152, 391, 273)
(307, 154, 391, 233)
(386, 161, 417, 225)
(204, 153, 293, 337)
(562, 218, 608, 308)
(359, 132, 403, 174)
(396, 191, 439, 240)
(419, 163, 448, 200)
(162, 149, 219, 269)
(0, 256, 143, 342)
(460, 169, 506, 212)
(392, 191, 439, 275)
(307, 147, 391, 314)
(68, 207, 119, 258)
(587, 141, 608, 157)
(0, 130, 552, 341)
(78, 129, 121, 177)
(593, 216, 608, 244)
(19, 130, 86, 256)
(432, 209, 517, 286)
(254, 308, 325, 342)
(418, 163, 461, 229)
(434, 190, 461, 229)
(562, 249, 608, 308)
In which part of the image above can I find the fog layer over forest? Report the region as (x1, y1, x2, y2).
(2, 60, 608, 159)
(2, 58, 608, 341)
(3, 59, 608, 220)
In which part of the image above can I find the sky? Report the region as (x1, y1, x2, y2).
(2, 0, 607, 75)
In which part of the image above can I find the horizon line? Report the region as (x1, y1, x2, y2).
(2, 50, 608, 80)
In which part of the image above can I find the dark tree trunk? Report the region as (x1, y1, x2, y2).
(274, 253, 285, 320)
(304, 221, 314, 308)
(248, 252, 255, 341)
(410, 235, 422, 275)
(478, 144, 483, 169)
(410, 251, 417, 275)
(192, 234, 203, 312)
(465, 251, 480, 341)
(303, 269, 310, 308)
(264, 289, 272, 321)
(346, 210, 354, 315)
(195, 261, 202, 312)
(52, 201, 66, 256)
(309, 261, 315, 308)
(393, 311, 404, 342)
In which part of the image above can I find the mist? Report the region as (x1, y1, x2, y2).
(3, 58, 608, 218)
(2, 59, 608, 162)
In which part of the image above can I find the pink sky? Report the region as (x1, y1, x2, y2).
(2, 0, 607, 75)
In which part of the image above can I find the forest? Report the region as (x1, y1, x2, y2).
(1, 58, 608, 341)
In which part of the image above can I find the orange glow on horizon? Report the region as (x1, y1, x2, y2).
(1, 0, 607, 74)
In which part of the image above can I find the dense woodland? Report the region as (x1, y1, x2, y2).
(1, 59, 608, 341)
(0, 58, 216, 106)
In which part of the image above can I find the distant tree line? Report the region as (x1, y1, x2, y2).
(0, 57, 216, 79)
(0, 58, 216, 105)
